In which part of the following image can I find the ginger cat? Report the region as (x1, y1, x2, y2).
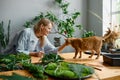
(58, 28, 112, 59)
(59, 37, 103, 59)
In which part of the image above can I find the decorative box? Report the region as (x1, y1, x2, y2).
(103, 53, 120, 66)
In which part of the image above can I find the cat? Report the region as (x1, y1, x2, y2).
(103, 27, 120, 49)
(58, 28, 112, 59)
(58, 37, 103, 59)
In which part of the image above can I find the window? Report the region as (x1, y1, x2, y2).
(103, 0, 120, 34)
(111, 0, 120, 25)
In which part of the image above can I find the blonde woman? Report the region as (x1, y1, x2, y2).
(16, 18, 61, 57)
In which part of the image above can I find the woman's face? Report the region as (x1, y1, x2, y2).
(40, 23, 52, 36)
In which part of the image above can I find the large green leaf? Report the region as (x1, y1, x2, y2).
(0, 73, 35, 80)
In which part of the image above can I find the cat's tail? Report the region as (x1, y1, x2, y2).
(58, 43, 66, 53)
(102, 28, 112, 41)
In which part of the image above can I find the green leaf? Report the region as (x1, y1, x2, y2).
(0, 73, 35, 80)
(55, 0, 62, 4)
(0, 53, 30, 71)
(68, 63, 94, 79)
(72, 12, 80, 19)
(41, 53, 64, 64)
(22, 62, 47, 79)
(76, 25, 82, 30)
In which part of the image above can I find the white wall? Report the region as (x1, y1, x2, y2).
(0, 0, 60, 40)
(0, 0, 87, 52)
(103, 0, 111, 35)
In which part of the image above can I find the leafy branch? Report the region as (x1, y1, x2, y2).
(23, 0, 82, 38)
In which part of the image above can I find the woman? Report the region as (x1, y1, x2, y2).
(16, 18, 61, 57)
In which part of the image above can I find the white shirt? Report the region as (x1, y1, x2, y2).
(16, 27, 57, 55)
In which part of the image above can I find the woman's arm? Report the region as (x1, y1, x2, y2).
(16, 28, 44, 57)
(44, 37, 58, 54)
(16, 29, 30, 55)
(44, 37, 67, 54)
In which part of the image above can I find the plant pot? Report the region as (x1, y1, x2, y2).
(54, 37, 61, 47)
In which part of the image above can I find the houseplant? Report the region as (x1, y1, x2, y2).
(82, 30, 96, 38)
(24, 0, 82, 38)
(0, 20, 11, 53)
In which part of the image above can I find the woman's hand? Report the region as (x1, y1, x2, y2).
(29, 51, 44, 57)
(36, 51, 44, 57)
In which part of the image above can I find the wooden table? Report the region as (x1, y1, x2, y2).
(59, 53, 120, 80)
(0, 52, 120, 80)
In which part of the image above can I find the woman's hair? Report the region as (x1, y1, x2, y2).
(34, 18, 53, 47)
(34, 18, 53, 30)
